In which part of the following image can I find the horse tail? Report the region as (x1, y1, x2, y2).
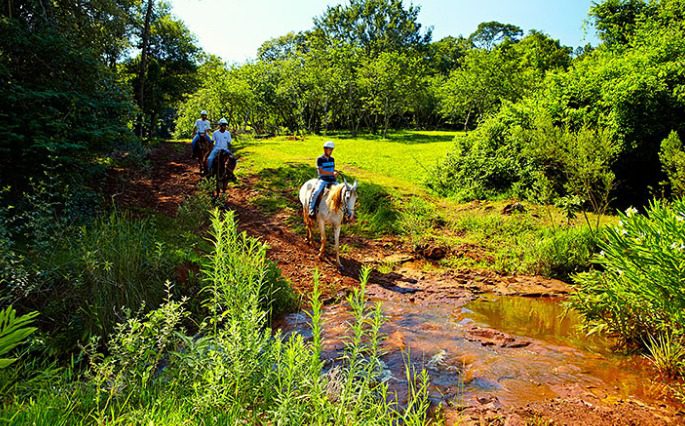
(326, 184, 344, 213)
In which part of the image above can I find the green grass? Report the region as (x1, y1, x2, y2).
(174, 131, 611, 279)
(238, 131, 461, 194)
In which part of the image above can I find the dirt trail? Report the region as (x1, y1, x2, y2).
(110, 142, 682, 425)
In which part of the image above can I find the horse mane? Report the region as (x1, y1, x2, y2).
(326, 184, 345, 213)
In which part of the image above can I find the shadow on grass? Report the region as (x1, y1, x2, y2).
(332, 130, 456, 144)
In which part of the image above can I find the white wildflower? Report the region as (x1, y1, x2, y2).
(625, 207, 638, 217)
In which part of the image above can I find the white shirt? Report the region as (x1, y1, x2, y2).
(213, 129, 232, 150)
(195, 119, 211, 133)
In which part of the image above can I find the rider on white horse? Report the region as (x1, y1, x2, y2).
(309, 140, 338, 218)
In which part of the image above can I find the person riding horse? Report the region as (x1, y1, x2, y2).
(300, 141, 358, 270)
(191, 110, 212, 159)
(207, 118, 232, 173)
(309, 141, 338, 218)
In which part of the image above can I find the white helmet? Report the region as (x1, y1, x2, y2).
(323, 141, 335, 149)
(218, 118, 228, 125)
(200, 110, 208, 116)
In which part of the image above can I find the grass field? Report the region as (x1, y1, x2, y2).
(236, 130, 460, 194)
(174, 131, 608, 279)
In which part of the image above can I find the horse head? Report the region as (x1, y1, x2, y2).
(343, 180, 358, 223)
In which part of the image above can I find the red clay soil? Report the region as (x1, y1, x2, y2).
(108, 142, 683, 426)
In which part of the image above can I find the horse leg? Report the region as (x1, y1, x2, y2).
(303, 208, 313, 243)
(334, 224, 343, 270)
(318, 219, 326, 260)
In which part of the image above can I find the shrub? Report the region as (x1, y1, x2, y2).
(660, 130, 685, 197)
(572, 198, 685, 345)
(526, 226, 596, 280)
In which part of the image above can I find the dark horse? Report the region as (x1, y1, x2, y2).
(194, 133, 213, 176)
(210, 150, 237, 198)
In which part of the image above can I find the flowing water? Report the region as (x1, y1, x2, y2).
(278, 284, 671, 420)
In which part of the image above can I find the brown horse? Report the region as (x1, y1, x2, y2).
(195, 133, 213, 176)
(211, 150, 237, 198)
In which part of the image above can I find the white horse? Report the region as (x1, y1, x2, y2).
(299, 179, 358, 269)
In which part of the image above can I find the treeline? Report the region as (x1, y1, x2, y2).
(433, 0, 685, 209)
(176, 0, 574, 138)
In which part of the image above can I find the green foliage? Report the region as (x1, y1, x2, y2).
(572, 198, 685, 345)
(0, 306, 38, 369)
(468, 21, 523, 50)
(75, 212, 174, 338)
(660, 130, 685, 197)
(644, 333, 685, 377)
(434, 0, 685, 208)
(433, 105, 618, 221)
(399, 197, 442, 249)
(1, 211, 433, 424)
(0, 7, 136, 188)
(312, 0, 431, 55)
(526, 226, 596, 279)
(555, 195, 584, 224)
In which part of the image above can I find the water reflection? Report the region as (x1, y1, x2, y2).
(463, 295, 618, 354)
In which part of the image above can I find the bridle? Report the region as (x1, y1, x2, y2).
(342, 185, 354, 221)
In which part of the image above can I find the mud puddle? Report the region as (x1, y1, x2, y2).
(278, 284, 677, 423)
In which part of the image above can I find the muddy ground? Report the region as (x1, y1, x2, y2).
(108, 142, 683, 425)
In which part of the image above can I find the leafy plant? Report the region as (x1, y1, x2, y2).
(572, 198, 685, 346)
(555, 195, 584, 225)
(0, 306, 38, 369)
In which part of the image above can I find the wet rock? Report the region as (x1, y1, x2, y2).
(414, 243, 448, 260)
(381, 253, 414, 264)
(504, 341, 531, 349)
(502, 202, 526, 215)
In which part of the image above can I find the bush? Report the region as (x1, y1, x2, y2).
(660, 130, 685, 198)
(572, 198, 685, 346)
(526, 226, 596, 280)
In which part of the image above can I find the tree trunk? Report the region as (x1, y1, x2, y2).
(137, 0, 154, 138)
(463, 110, 472, 134)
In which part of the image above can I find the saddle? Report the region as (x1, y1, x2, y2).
(311, 181, 334, 214)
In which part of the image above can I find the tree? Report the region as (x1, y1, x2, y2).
(358, 51, 426, 137)
(428, 36, 469, 76)
(590, 0, 653, 47)
(512, 30, 572, 75)
(137, 0, 154, 136)
(312, 0, 431, 56)
(437, 48, 528, 129)
(0, 0, 135, 186)
(257, 32, 309, 62)
(126, 4, 201, 137)
(468, 21, 523, 50)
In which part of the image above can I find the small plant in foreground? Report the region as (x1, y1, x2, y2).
(644, 333, 685, 377)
